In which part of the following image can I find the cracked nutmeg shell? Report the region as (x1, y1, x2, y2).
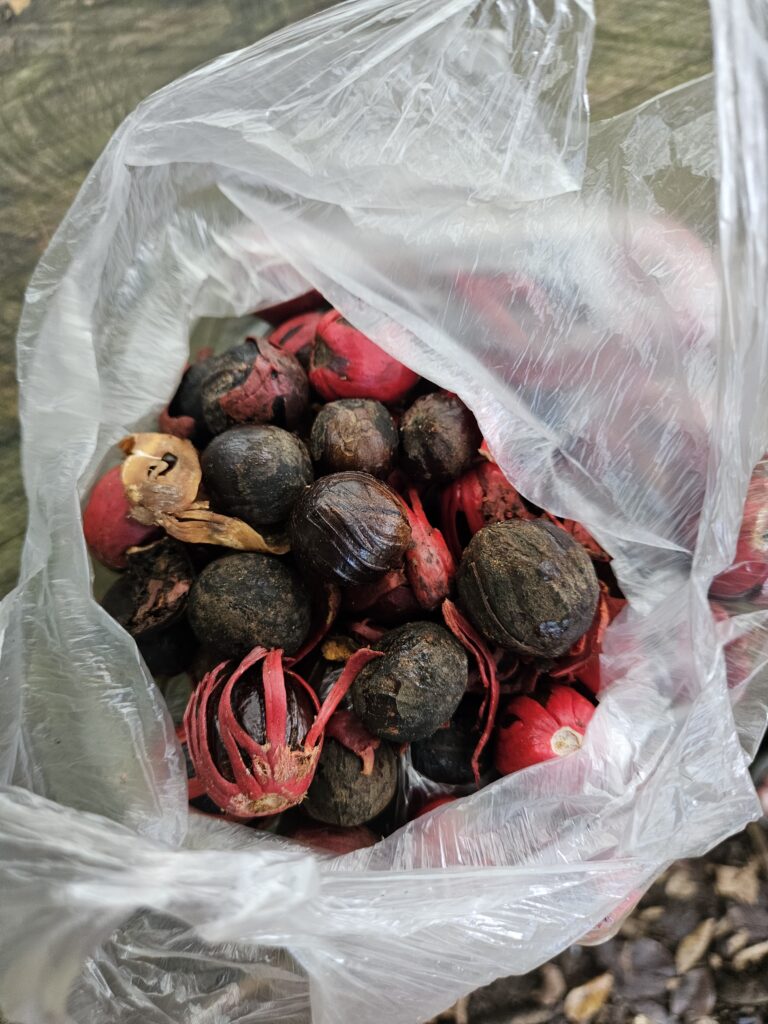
(290, 472, 412, 586)
(101, 537, 194, 639)
(352, 621, 468, 743)
(456, 520, 599, 658)
(187, 552, 311, 658)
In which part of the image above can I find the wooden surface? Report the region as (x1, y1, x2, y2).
(0, 0, 713, 597)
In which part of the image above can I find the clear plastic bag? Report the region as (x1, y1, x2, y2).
(3, 0, 768, 1021)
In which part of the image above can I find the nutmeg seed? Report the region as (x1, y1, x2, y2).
(290, 472, 412, 586)
(457, 520, 599, 658)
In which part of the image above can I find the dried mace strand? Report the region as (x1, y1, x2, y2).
(310, 399, 398, 478)
(201, 425, 313, 528)
(101, 537, 194, 638)
(400, 392, 482, 484)
(309, 309, 419, 403)
(305, 737, 397, 827)
(201, 337, 309, 435)
(82, 465, 161, 570)
(457, 520, 599, 658)
(290, 472, 412, 586)
(184, 647, 321, 817)
(187, 553, 311, 658)
(353, 621, 468, 743)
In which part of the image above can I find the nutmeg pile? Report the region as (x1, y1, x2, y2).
(84, 295, 628, 848)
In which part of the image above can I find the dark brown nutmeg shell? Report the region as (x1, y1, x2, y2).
(352, 621, 468, 743)
(304, 737, 397, 827)
(201, 338, 309, 435)
(201, 425, 313, 528)
(310, 399, 398, 478)
(457, 520, 599, 658)
(138, 618, 198, 678)
(290, 472, 412, 586)
(400, 392, 482, 483)
(101, 537, 194, 639)
(187, 552, 311, 658)
(410, 698, 490, 786)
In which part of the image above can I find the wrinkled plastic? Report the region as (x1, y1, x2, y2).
(2, 0, 768, 1021)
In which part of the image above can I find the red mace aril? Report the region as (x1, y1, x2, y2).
(309, 309, 420, 403)
(268, 311, 322, 370)
(494, 684, 596, 776)
(440, 459, 534, 561)
(83, 465, 161, 570)
(402, 487, 456, 610)
(710, 463, 768, 599)
(442, 599, 499, 784)
(550, 583, 627, 695)
(203, 337, 309, 435)
(184, 646, 382, 817)
(255, 289, 325, 326)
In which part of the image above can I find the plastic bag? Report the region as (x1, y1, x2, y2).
(2, 0, 768, 1021)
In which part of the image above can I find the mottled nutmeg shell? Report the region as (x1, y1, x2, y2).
(201, 338, 309, 435)
(187, 552, 311, 657)
(201, 425, 313, 528)
(400, 392, 482, 483)
(290, 472, 412, 586)
(310, 399, 398, 478)
(305, 738, 397, 827)
(101, 537, 194, 638)
(457, 520, 599, 658)
(353, 621, 468, 742)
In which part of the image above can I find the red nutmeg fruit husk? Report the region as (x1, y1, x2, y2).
(440, 460, 533, 561)
(268, 311, 323, 370)
(710, 465, 768, 599)
(256, 290, 324, 326)
(309, 310, 419, 403)
(83, 465, 161, 570)
(185, 646, 382, 817)
(494, 685, 595, 776)
(402, 487, 456, 610)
